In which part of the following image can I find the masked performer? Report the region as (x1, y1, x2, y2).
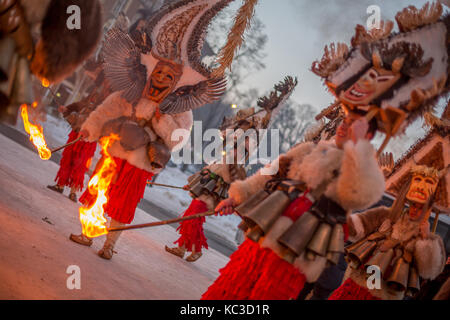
(165, 77, 297, 262)
(203, 1, 450, 300)
(330, 100, 450, 301)
(201, 106, 385, 300)
(69, 0, 257, 260)
(329, 164, 447, 300)
(47, 60, 112, 202)
(0, 0, 103, 123)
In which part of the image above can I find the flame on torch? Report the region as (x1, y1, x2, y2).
(79, 134, 119, 238)
(20, 104, 52, 160)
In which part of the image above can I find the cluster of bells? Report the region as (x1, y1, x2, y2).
(345, 238, 420, 297)
(236, 181, 345, 267)
(188, 169, 229, 201)
(0, 0, 35, 124)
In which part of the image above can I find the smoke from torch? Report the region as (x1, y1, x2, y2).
(79, 134, 119, 238)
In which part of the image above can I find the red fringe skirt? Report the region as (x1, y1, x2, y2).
(202, 194, 316, 300)
(79, 157, 153, 224)
(55, 130, 97, 191)
(328, 277, 380, 300)
(174, 199, 209, 253)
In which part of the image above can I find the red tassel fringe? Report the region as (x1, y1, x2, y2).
(202, 239, 271, 300)
(174, 199, 209, 253)
(79, 157, 153, 224)
(248, 250, 306, 300)
(328, 277, 380, 300)
(54, 130, 97, 191)
(282, 194, 313, 221)
(202, 239, 306, 300)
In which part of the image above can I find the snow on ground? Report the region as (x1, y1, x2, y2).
(14, 113, 242, 249)
(148, 167, 242, 248)
(0, 134, 229, 299)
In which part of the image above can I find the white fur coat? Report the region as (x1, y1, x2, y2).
(81, 92, 193, 173)
(228, 139, 385, 282)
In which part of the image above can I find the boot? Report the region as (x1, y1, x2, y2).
(98, 219, 123, 260)
(47, 184, 64, 194)
(68, 193, 77, 202)
(165, 246, 186, 258)
(69, 233, 93, 246)
(186, 251, 202, 262)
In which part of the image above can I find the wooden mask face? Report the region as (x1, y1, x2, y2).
(144, 60, 182, 103)
(339, 66, 401, 107)
(406, 173, 438, 219)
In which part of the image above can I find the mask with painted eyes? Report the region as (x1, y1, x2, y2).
(144, 60, 183, 103)
(339, 64, 401, 108)
(406, 174, 438, 206)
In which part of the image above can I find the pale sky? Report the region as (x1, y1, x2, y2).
(223, 0, 448, 157)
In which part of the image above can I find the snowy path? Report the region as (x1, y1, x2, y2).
(0, 134, 229, 299)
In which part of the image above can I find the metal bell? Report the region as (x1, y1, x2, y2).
(3, 2, 33, 59)
(307, 222, 332, 257)
(189, 182, 204, 198)
(203, 178, 217, 194)
(326, 252, 341, 265)
(0, 37, 16, 81)
(344, 239, 366, 255)
(5, 56, 33, 124)
(364, 248, 394, 277)
(277, 211, 321, 262)
(246, 225, 264, 243)
(386, 257, 410, 292)
(326, 224, 344, 265)
(347, 240, 377, 269)
(406, 265, 420, 297)
(237, 220, 249, 232)
(0, 48, 17, 110)
(147, 140, 171, 169)
(235, 190, 270, 218)
(243, 190, 291, 235)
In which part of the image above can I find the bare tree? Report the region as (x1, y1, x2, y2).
(205, 9, 268, 104)
(271, 101, 316, 153)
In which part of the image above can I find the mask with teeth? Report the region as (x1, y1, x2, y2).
(144, 59, 183, 103)
(406, 170, 439, 207)
(339, 62, 401, 108)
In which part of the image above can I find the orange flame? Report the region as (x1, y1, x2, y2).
(20, 104, 51, 160)
(79, 134, 119, 238)
(41, 78, 50, 88)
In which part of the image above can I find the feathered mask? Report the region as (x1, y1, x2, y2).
(312, 2, 450, 141)
(102, 0, 259, 114)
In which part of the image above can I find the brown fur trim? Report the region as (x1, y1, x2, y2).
(31, 0, 103, 82)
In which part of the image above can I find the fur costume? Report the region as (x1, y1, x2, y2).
(333, 205, 446, 300)
(0, 0, 103, 124)
(202, 138, 385, 300)
(169, 77, 297, 256)
(73, 0, 257, 259)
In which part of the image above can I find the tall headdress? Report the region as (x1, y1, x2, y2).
(220, 76, 298, 157)
(312, 2, 450, 151)
(385, 101, 450, 214)
(102, 0, 259, 113)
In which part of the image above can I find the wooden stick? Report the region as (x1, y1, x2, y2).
(147, 182, 186, 190)
(107, 211, 216, 233)
(432, 212, 440, 234)
(50, 136, 82, 153)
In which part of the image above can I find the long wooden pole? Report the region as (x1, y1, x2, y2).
(147, 182, 186, 190)
(50, 136, 82, 153)
(107, 211, 216, 233)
